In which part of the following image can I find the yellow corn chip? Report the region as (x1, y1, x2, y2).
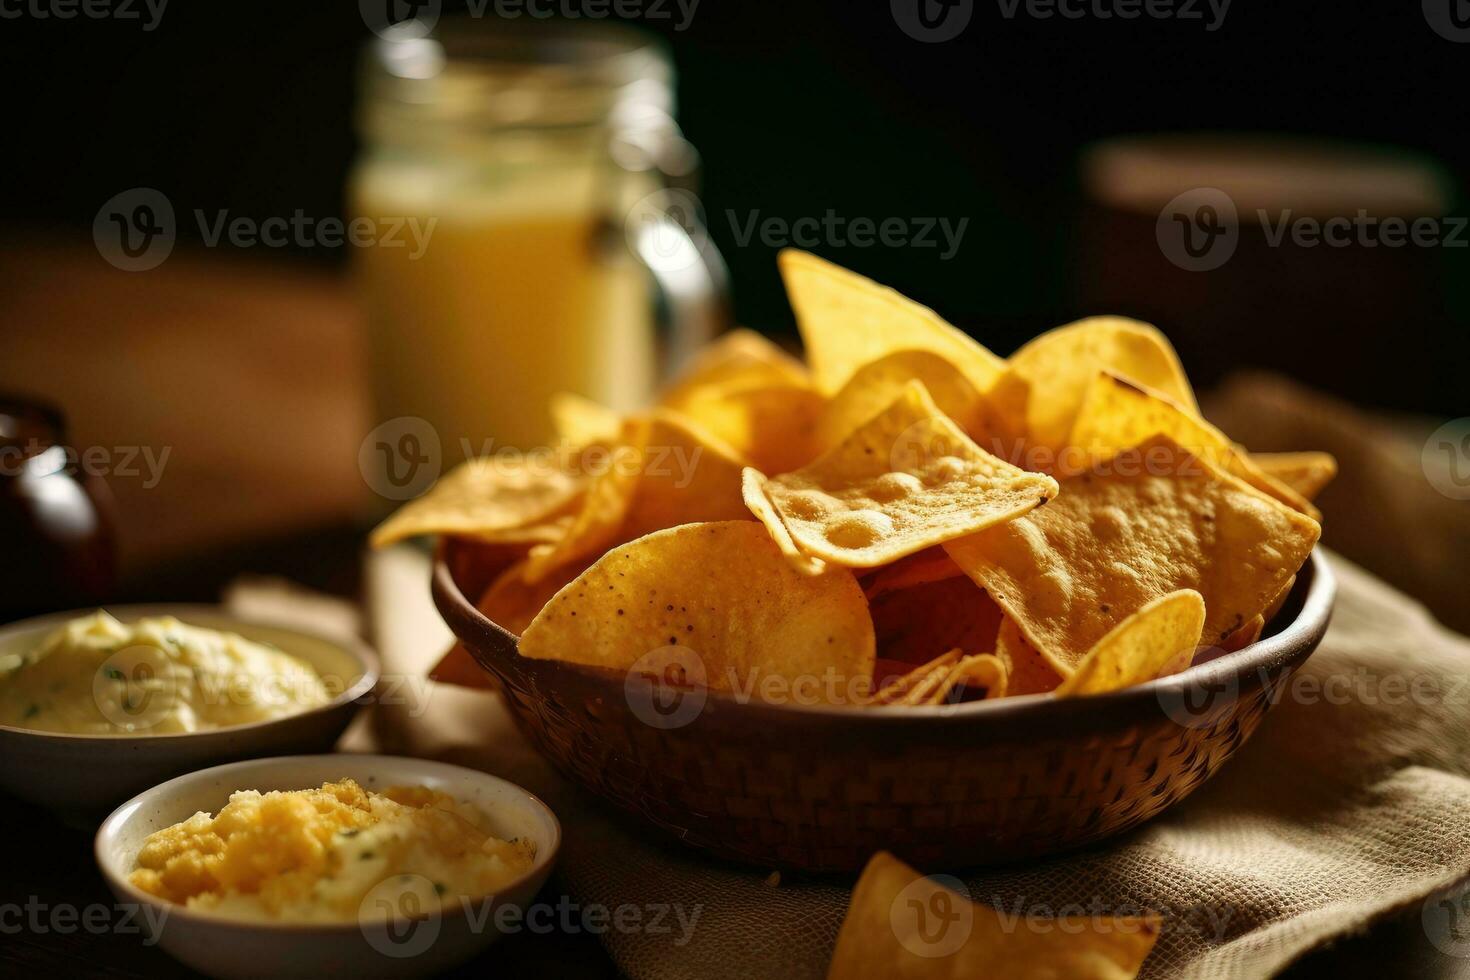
(523, 412, 751, 582)
(1219, 613, 1265, 654)
(1067, 371, 1318, 518)
(994, 616, 1065, 694)
(1251, 451, 1338, 502)
(550, 392, 622, 449)
(370, 455, 586, 549)
(779, 249, 1005, 396)
(660, 328, 810, 405)
(817, 349, 994, 452)
(861, 547, 964, 601)
(520, 521, 875, 701)
(928, 652, 1008, 703)
(1264, 574, 1296, 623)
(670, 383, 826, 476)
(828, 851, 1160, 980)
(869, 651, 960, 705)
(1056, 590, 1206, 696)
(742, 468, 827, 576)
(944, 434, 1320, 675)
(477, 557, 592, 637)
(870, 575, 1005, 666)
(746, 381, 1058, 568)
(1008, 316, 1197, 456)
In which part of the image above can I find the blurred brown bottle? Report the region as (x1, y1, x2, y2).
(0, 398, 116, 622)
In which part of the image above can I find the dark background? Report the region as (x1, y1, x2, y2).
(2, 0, 1466, 414)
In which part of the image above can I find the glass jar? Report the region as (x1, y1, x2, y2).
(0, 398, 115, 622)
(351, 18, 726, 460)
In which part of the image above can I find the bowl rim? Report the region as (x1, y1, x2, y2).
(434, 542, 1337, 726)
(94, 752, 563, 933)
(0, 603, 380, 742)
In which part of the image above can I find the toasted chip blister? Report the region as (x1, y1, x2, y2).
(945, 434, 1319, 676)
(746, 380, 1058, 569)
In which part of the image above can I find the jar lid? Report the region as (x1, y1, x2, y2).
(360, 17, 674, 142)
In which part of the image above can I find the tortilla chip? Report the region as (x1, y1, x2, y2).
(779, 249, 1005, 396)
(869, 651, 961, 705)
(746, 381, 1058, 568)
(550, 392, 622, 449)
(1008, 316, 1197, 456)
(1067, 371, 1318, 518)
(670, 383, 826, 475)
(828, 851, 1160, 980)
(522, 412, 751, 582)
(861, 547, 964, 600)
(477, 557, 591, 637)
(1056, 590, 1206, 696)
(818, 349, 995, 453)
(928, 653, 1008, 703)
(429, 645, 495, 689)
(870, 576, 1005, 666)
(369, 455, 586, 549)
(1251, 451, 1338, 502)
(1219, 613, 1265, 654)
(660, 328, 810, 406)
(742, 468, 828, 576)
(994, 617, 1065, 695)
(944, 434, 1320, 675)
(520, 522, 875, 702)
(1264, 574, 1296, 624)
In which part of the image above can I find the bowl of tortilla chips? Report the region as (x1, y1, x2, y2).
(389, 250, 1336, 872)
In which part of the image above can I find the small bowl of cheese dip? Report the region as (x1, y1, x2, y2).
(0, 605, 377, 811)
(96, 755, 560, 979)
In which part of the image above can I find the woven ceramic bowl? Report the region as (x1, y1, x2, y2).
(434, 541, 1335, 872)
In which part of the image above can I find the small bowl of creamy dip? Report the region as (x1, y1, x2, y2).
(0, 605, 378, 811)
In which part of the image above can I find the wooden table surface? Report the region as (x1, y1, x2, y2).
(0, 243, 1466, 978)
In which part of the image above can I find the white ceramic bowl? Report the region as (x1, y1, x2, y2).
(0, 604, 378, 812)
(96, 754, 561, 979)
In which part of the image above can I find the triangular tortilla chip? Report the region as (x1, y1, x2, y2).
(523, 411, 751, 582)
(817, 349, 995, 453)
(1008, 316, 1197, 456)
(670, 383, 825, 475)
(828, 851, 1160, 979)
(994, 616, 1065, 695)
(1251, 451, 1338, 502)
(660, 328, 810, 406)
(549, 392, 622, 449)
(520, 522, 874, 702)
(1067, 371, 1318, 518)
(779, 249, 1005, 396)
(1056, 590, 1206, 697)
(746, 381, 1058, 568)
(369, 455, 586, 549)
(861, 547, 965, 601)
(870, 575, 1005, 666)
(944, 434, 1320, 675)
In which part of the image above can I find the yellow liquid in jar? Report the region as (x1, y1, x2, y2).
(352, 159, 655, 458)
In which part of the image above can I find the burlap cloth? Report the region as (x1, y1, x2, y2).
(239, 374, 1470, 979)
